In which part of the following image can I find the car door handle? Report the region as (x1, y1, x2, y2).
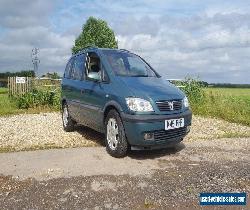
(80, 89, 85, 94)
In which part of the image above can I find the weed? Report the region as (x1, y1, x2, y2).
(16, 89, 61, 110)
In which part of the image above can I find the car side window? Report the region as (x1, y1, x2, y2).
(72, 54, 85, 80)
(85, 52, 102, 81)
(64, 58, 74, 79)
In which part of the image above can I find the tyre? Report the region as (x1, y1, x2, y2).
(62, 102, 75, 132)
(105, 109, 129, 158)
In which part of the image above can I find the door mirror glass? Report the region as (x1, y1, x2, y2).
(87, 72, 101, 81)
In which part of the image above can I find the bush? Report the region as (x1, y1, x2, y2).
(169, 77, 206, 114)
(176, 77, 205, 106)
(17, 89, 61, 110)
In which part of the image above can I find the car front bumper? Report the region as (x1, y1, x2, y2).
(121, 109, 192, 149)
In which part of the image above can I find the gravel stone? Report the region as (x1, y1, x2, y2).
(0, 113, 249, 209)
(0, 113, 102, 152)
(0, 113, 249, 152)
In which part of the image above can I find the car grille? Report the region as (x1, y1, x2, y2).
(156, 100, 182, 112)
(153, 127, 187, 142)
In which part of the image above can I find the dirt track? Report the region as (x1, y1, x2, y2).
(0, 137, 249, 209)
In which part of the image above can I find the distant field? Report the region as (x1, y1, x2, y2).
(205, 87, 250, 97)
(192, 87, 250, 126)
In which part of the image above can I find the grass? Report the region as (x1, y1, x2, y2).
(0, 87, 24, 116)
(0, 144, 63, 153)
(0, 87, 8, 94)
(218, 131, 250, 139)
(191, 87, 250, 126)
(205, 88, 250, 97)
(0, 93, 20, 115)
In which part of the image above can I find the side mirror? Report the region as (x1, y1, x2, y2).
(87, 72, 101, 82)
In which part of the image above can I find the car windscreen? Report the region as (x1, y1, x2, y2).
(102, 50, 157, 77)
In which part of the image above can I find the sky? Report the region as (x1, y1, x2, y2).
(0, 0, 250, 83)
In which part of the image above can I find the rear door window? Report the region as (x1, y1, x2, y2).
(72, 54, 85, 80)
(64, 58, 74, 79)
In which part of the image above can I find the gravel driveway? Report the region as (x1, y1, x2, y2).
(0, 112, 250, 152)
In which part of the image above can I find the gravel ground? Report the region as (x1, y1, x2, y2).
(0, 138, 249, 209)
(0, 162, 249, 209)
(0, 113, 103, 152)
(0, 112, 250, 152)
(0, 113, 249, 209)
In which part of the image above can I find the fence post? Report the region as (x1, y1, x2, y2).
(7, 77, 9, 96)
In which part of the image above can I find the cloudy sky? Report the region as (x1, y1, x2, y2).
(0, 0, 250, 83)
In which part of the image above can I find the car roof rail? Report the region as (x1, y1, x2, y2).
(72, 45, 98, 56)
(80, 45, 98, 52)
(84, 45, 98, 49)
(119, 48, 131, 52)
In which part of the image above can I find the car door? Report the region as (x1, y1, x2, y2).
(67, 53, 86, 123)
(78, 51, 108, 132)
(62, 57, 79, 120)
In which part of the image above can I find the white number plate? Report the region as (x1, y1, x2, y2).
(165, 118, 184, 130)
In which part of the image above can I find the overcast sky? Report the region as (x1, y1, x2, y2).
(0, 0, 250, 83)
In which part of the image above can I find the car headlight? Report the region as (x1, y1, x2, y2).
(183, 96, 189, 108)
(125, 98, 154, 112)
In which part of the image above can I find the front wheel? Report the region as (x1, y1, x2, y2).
(105, 110, 129, 158)
(62, 102, 75, 132)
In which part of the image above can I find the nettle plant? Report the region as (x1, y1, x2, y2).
(180, 77, 205, 105)
(17, 89, 61, 110)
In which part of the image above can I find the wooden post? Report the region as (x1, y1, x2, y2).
(7, 77, 9, 97)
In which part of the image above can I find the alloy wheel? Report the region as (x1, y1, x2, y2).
(107, 118, 119, 150)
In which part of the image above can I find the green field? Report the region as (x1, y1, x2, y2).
(205, 87, 250, 97)
(191, 87, 250, 126)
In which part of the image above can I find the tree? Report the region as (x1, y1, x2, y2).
(72, 17, 118, 54)
(41, 72, 60, 79)
(0, 70, 35, 78)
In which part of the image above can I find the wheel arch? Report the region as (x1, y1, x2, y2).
(61, 98, 67, 108)
(103, 101, 124, 125)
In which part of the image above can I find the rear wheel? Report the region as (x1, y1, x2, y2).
(62, 102, 75, 132)
(105, 110, 128, 158)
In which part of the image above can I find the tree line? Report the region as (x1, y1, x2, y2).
(210, 83, 250, 88)
(0, 71, 61, 79)
(0, 70, 35, 78)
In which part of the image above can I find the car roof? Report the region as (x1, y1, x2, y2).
(73, 47, 130, 57)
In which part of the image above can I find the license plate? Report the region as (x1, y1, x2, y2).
(165, 118, 184, 130)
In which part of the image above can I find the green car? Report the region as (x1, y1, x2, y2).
(61, 47, 192, 157)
